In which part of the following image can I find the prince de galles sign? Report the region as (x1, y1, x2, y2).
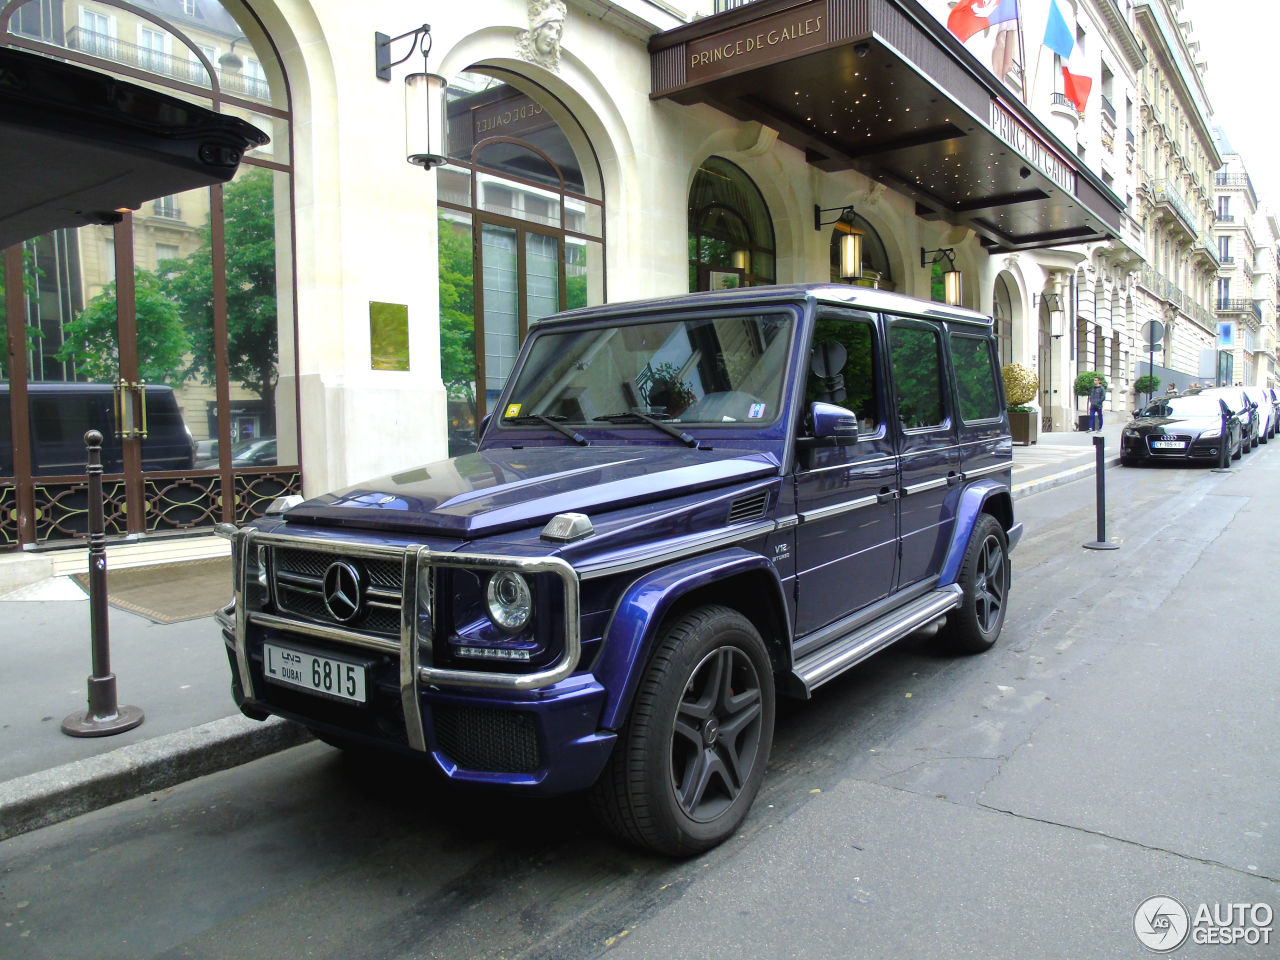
(686, 0, 828, 82)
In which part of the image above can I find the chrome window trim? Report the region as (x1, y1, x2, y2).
(798, 495, 879, 523)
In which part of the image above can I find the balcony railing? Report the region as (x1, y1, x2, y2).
(1217, 299, 1263, 322)
(65, 27, 271, 101)
(1216, 213, 1236, 224)
(714, 0, 758, 10)
(1152, 180, 1198, 236)
(1219, 255, 1235, 266)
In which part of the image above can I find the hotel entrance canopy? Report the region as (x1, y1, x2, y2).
(650, 0, 1123, 252)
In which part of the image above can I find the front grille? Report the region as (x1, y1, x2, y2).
(434, 705, 541, 772)
(271, 546, 404, 638)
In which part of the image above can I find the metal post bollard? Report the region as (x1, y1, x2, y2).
(62, 430, 145, 737)
(1083, 435, 1119, 551)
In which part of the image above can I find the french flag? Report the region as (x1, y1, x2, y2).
(947, 0, 1019, 45)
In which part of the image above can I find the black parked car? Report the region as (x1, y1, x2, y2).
(1121, 395, 1243, 466)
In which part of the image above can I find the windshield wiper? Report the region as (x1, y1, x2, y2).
(593, 410, 699, 448)
(503, 414, 590, 446)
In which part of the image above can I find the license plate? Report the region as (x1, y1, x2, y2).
(263, 643, 368, 703)
(1151, 440, 1186, 449)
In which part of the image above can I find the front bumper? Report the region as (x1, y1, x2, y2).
(220, 528, 617, 796)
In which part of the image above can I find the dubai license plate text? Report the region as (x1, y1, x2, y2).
(263, 643, 367, 703)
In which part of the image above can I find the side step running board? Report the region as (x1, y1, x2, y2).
(790, 585, 963, 696)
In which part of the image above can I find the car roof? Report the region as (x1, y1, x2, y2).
(532, 283, 993, 330)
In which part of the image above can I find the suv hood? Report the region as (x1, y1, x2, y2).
(284, 445, 779, 537)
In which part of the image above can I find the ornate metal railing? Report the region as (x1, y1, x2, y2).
(65, 27, 271, 101)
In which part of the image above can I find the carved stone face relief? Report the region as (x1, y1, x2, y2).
(518, 0, 567, 70)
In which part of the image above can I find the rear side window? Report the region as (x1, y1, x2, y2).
(949, 333, 1002, 422)
(889, 322, 947, 429)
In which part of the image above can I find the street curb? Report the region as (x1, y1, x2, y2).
(0, 714, 313, 841)
(1012, 456, 1122, 500)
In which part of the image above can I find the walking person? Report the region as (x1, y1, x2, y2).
(1088, 377, 1106, 432)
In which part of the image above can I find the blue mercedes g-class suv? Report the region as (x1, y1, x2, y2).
(218, 283, 1021, 855)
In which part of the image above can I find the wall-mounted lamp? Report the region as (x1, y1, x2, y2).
(218, 37, 247, 72)
(376, 24, 448, 169)
(815, 204, 864, 280)
(1033, 291, 1063, 312)
(731, 249, 750, 272)
(921, 247, 964, 306)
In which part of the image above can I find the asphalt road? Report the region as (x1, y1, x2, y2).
(2, 451, 1277, 959)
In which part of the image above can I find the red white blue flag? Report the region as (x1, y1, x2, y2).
(947, 0, 1020, 44)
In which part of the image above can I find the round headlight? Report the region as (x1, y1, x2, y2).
(486, 571, 532, 632)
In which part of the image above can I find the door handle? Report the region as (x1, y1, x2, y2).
(115, 378, 137, 439)
(137, 380, 148, 439)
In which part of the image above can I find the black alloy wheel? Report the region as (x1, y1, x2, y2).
(591, 605, 775, 856)
(944, 513, 1010, 654)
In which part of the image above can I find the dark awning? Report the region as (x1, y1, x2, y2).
(0, 46, 269, 248)
(650, 0, 1123, 252)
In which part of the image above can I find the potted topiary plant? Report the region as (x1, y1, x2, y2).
(1002, 362, 1039, 445)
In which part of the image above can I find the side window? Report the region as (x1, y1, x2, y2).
(889, 322, 947, 429)
(805, 316, 879, 435)
(949, 333, 1002, 422)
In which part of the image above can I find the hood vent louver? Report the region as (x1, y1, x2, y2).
(727, 490, 769, 525)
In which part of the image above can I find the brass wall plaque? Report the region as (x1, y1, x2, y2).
(370, 301, 410, 372)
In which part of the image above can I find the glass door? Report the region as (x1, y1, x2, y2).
(476, 217, 564, 421)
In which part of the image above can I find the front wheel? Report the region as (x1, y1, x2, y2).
(591, 605, 775, 856)
(943, 514, 1010, 654)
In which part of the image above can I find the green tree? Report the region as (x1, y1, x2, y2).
(165, 169, 278, 433)
(55, 268, 188, 383)
(0, 242, 44, 379)
(438, 214, 476, 423)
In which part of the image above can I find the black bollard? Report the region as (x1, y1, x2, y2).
(1083, 435, 1119, 551)
(62, 430, 145, 737)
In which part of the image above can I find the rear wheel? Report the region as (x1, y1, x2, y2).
(591, 605, 775, 856)
(943, 514, 1009, 654)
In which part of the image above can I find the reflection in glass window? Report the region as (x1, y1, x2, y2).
(504, 313, 791, 426)
(890, 323, 947, 429)
(949, 333, 1001, 422)
(806, 317, 879, 433)
(688, 157, 775, 290)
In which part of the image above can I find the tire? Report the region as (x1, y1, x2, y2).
(1233, 442, 1243, 461)
(591, 605, 775, 856)
(943, 513, 1010, 654)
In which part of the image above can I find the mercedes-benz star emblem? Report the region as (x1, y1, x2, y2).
(322, 561, 364, 623)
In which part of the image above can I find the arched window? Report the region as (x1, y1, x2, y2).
(688, 157, 775, 290)
(993, 274, 1013, 365)
(1, 0, 297, 548)
(828, 214, 894, 290)
(436, 70, 605, 453)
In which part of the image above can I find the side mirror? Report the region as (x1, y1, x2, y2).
(478, 412, 493, 441)
(808, 401, 859, 446)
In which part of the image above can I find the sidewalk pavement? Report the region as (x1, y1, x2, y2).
(0, 422, 1130, 841)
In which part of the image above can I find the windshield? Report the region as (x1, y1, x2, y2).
(500, 312, 792, 426)
(1138, 396, 1224, 419)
